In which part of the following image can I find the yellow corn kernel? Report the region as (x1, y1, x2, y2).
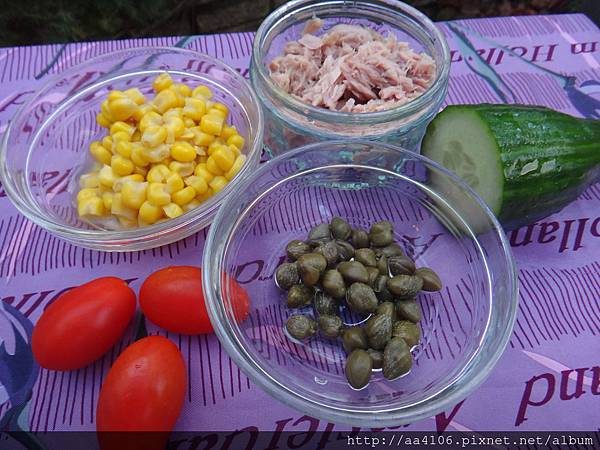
(171, 141, 196, 162)
(124, 87, 146, 105)
(114, 141, 133, 158)
(164, 117, 185, 143)
(183, 198, 202, 212)
(165, 172, 184, 193)
(192, 128, 215, 147)
(132, 103, 154, 122)
(194, 163, 214, 182)
(207, 108, 227, 120)
(194, 146, 207, 157)
(111, 131, 131, 150)
(192, 85, 213, 99)
(90, 141, 112, 165)
(119, 217, 138, 228)
(110, 121, 135, 137)
(163, 202, 184, 219)
(220, 125, 237, 141)
(131, 144, 149, 167)
(147, 182, 171, 206)
(139, 200, 164, 224)
(162, 107, 182, 119)
(227, 134, 245, 150)
(102, 135, 113, 150)
(96, 113, 111, 128)
(98, 165, 117, 188)
(225, 154, 247, 180)
(108, 97, 138, 121)
(101, 100, 116, 122)
(184, 175, 208, 195)
(102, 191, 114, 210)
(172, 186, 196, 206)
(111, 193, 137, 221)
(212, 102, 228, 115)
(212, 146, 235, 172)
(207, 141, 226, 156)
(111, 155, 134, 177)
(182, 97, 206, 122)
(79, 172, 100, 189)
(144, 144, 170, 163)
(77, 188, 99, 202)
(182, 118, 195, 128)
(228, 144, 241, 157)
(78, 196, 105, 217)
(113, 174, 145, 193)
(209, 175, 228, 194)
(131, 130, 142, 142)
(121, 180, 147, 209)
(142, 126, 167, 147)
(199, 114, 224, 136)
(196, 187, 214, 203)
(107, 90, 127, 102)
(179, 128, 195, 141)
(206, 156, 224, 175)
(173, 82, 192, 97)
(153, 89, 179, 114)
(153, 72, 173, 92)
(147, 164, 171, 183)
(139, 111, 163, 132)
(133, 165, 148, 178)
(169, 161, 195, 177)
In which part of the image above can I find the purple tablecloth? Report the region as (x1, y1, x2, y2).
(0, 13, 599, 437)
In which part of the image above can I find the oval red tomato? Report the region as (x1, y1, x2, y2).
(96, 336, 186, 450)
(31, 277, 136, 371)
(139, 266, 250, 335)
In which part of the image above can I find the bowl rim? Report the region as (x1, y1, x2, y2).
(0, 46, 264, 249)
(251, 0, 451, 125)
(203, 139, 519, 426)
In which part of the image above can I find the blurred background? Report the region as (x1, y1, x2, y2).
(1, 0, 598, 47)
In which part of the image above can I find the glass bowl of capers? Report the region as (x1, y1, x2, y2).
(203, 140, 518, 427)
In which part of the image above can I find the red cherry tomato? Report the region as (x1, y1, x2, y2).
(96, 336, 186, 450)
(31, 277, 136, 371)
(139, 266, 250, 335)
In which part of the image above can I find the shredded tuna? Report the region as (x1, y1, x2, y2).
(268, 20, 436, 113)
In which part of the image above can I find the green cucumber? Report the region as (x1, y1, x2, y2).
(421, 104, 600, 230)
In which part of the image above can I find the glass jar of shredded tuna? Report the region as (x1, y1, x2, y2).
(250, 0, 450, 155)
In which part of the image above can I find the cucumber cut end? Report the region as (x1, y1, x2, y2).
(422, 108, 504, 216)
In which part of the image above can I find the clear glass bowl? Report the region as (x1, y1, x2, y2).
(203, 141, 518, 427)
(250, 0, 450, 155)
(0, 47, 263, 251)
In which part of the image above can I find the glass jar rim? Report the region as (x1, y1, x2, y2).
(0, 46, 264, 248)
(251, 0, 451, 125)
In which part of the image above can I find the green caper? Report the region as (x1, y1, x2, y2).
(377, 254, 388, 275)
(366, 267, 379, 288)
(373, 275, 393, 302)
(287, 284, 314, 308)
(314, 292, 338, 316)
(346, 283, 378, 314)
(335, 240, 355, 261)
(392, 321, 421, 348)
(415, 267, 443, 292)
(330, 217, 352, 240)
(388, 255, 416, 276)
(367, 349, 383, 370)
(354, 248, 377, 267)
(297, 253, 327, 286)
(322, 269, 346, 300)
(318, 314, 343, 338)
(378, 243, 404, 258)
(395, 299, 422, 323)
(376, 301, 397, 322)
(286, 240, 311, 261)
(387, 275, 423, 299)
(286, 314, 317, 340)
(383, 337, 413, 380)
(275, 263, 299, 290)
(369, 221, 394, 247)
(307, 223, 331, 246)
(351, 228, 370, 249)
(337, 261, 369, 284)
(345, 349, 373, 389)
(342, 327, 368, 353)
(364, 313, 392, 350)
(314, 241, 339, 268)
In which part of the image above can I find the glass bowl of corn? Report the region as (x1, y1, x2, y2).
(0, 47, 264, 251)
